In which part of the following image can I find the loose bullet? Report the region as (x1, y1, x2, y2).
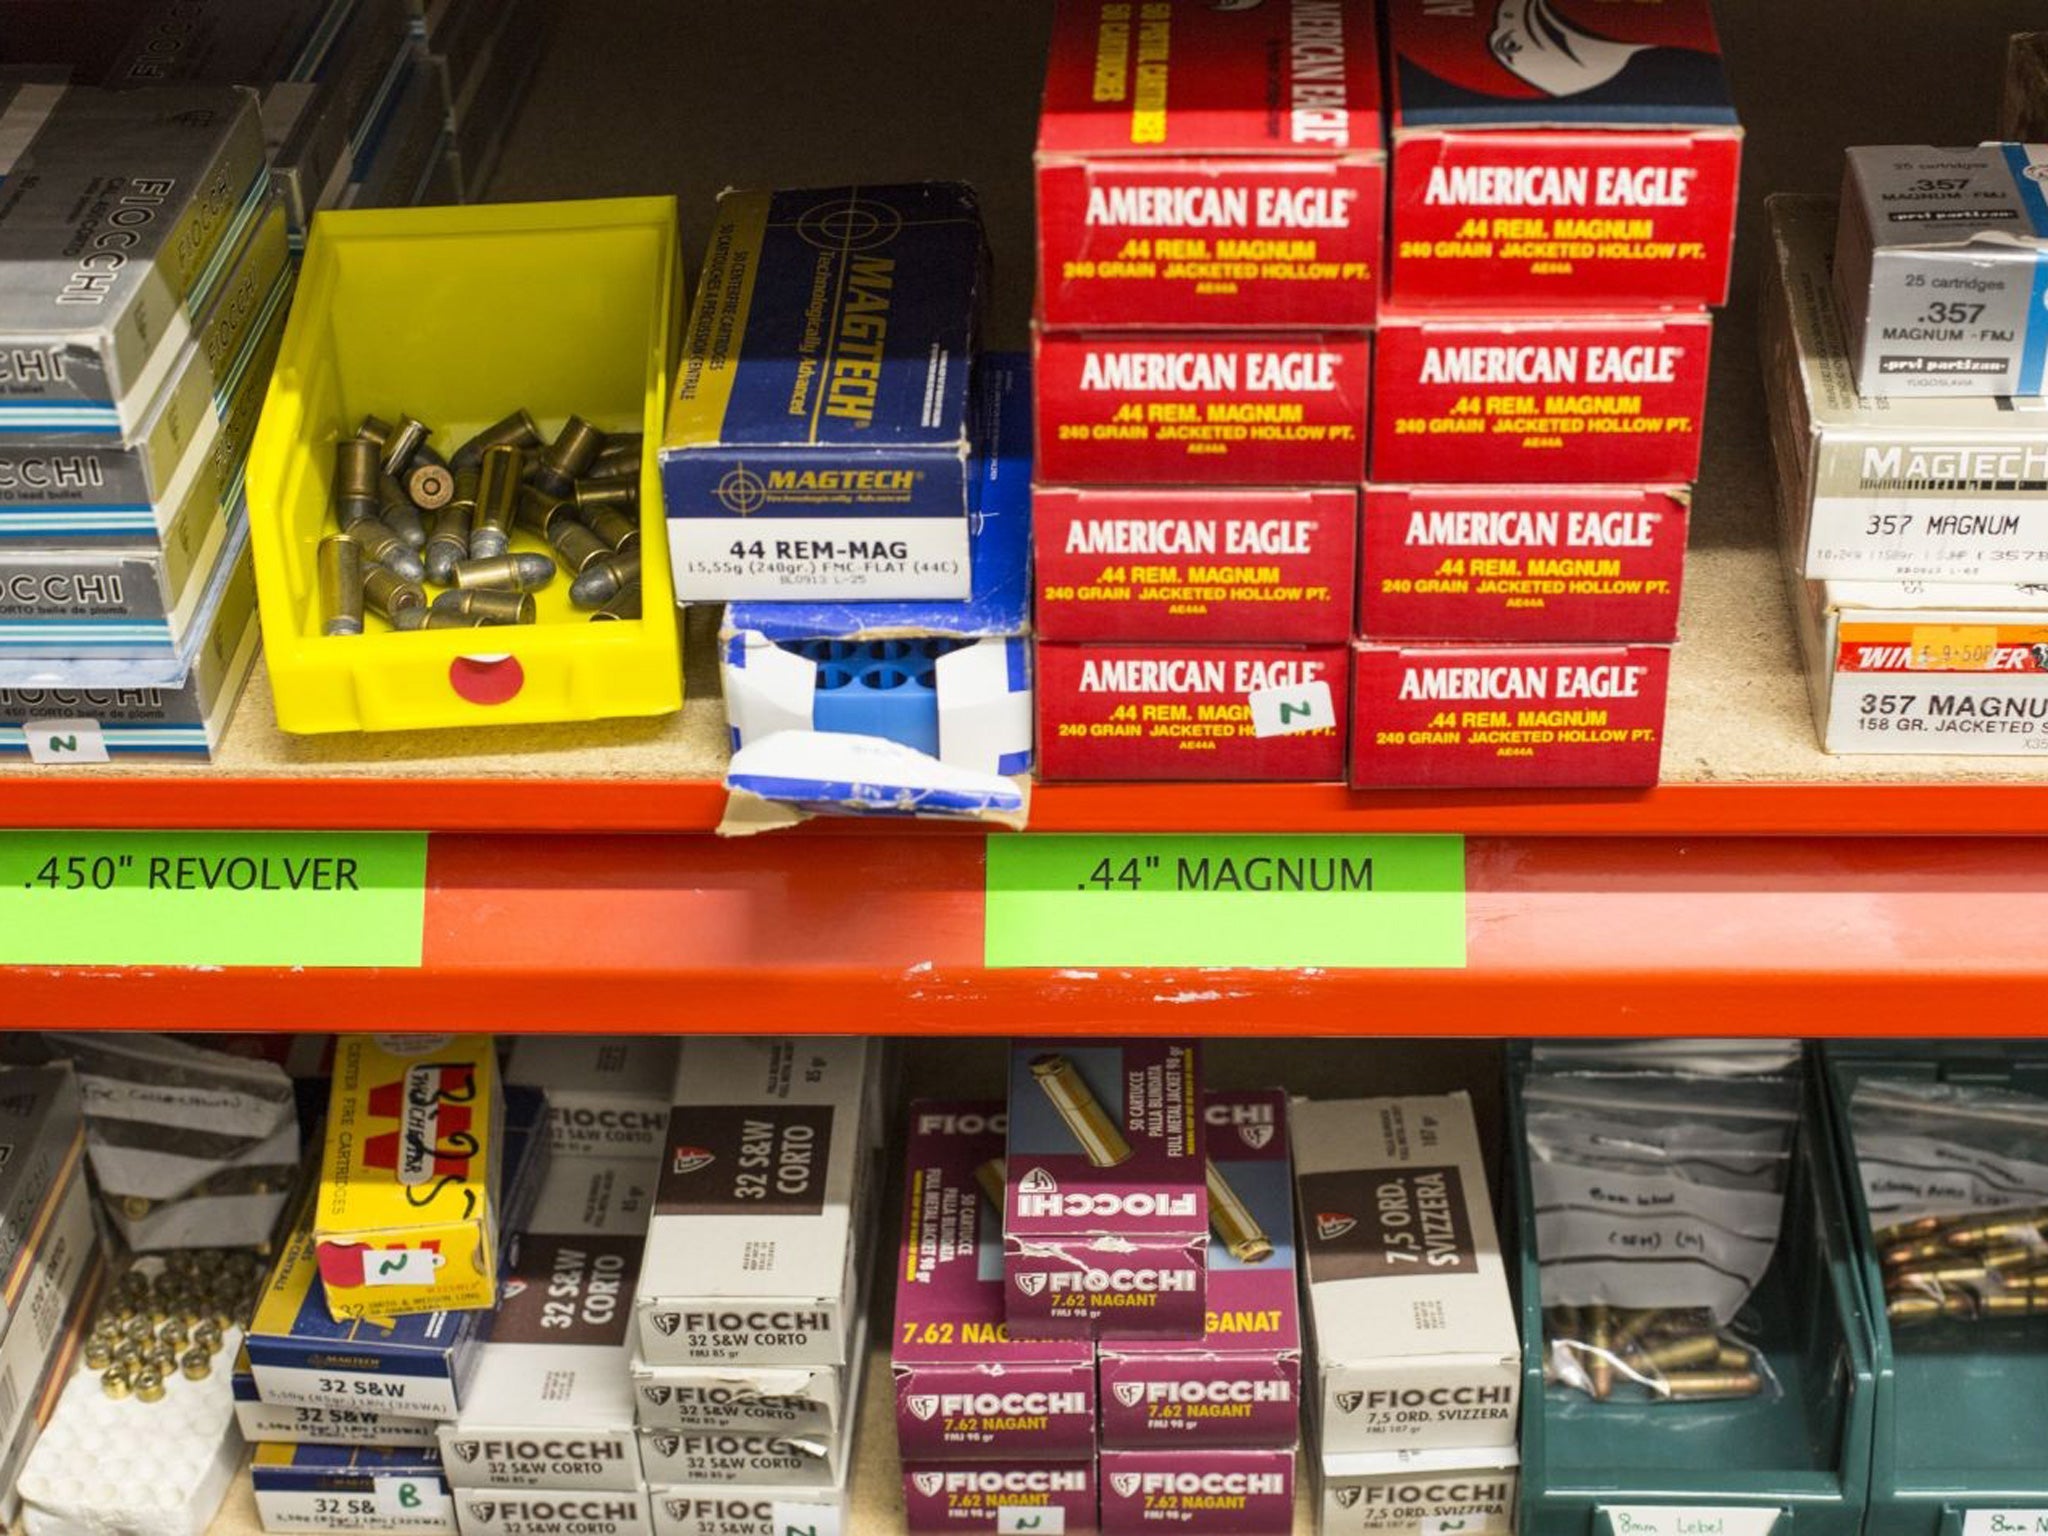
(569, 550, 640, 609)
(453, 554, 556, 593)
(319, 536, 364, 636)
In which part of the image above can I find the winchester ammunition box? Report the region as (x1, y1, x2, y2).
(1318, 1446, 1519, 1536)
(1836, 146, 2048, 397)
(1349, 641, 1669, 787)
(900, 1461, 1099, 1536)
(454, 1489, 653, 1536)
(0, 516, 259, 762)
(251, 1444, 456, 1535)
(1382, 0, 1741, 310)
(631, 1360, 850, 1441)
(895, 1101, 1096, 1462)
(1099, 1092, 1300, 1452)
(1292, 1093, 1518, 1455)
(648, 1484, 849, 1536)
(507, 1037, 676, 1163)
(1034, 487, 1356, 644)
(1033, 330, 1369, 486)
(1098, 1448, 1294, 1536)
(1036, 642, 1349, 781)
(1371, 307, 1712, 485)
(0, 1065, 85, 1339)
(316, 1034, 505, 1320)
(0, 83, 267, 437)
(440, 1231, 644, 1490)
(1764, 194, 2048, 581)
(1361, 486, 1689, 643)
(233, 1358, 442, 1446)
(636, 1039, 879, 1368)
(1035, 0, 1385, 329)
(1005, 1041, 1205, 1339)
(662, 183, 986, 601)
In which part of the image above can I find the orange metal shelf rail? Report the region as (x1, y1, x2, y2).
(0, 831, 2038, 1034)
(0, 774, 2045, 836)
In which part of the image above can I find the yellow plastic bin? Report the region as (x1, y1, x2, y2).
(247, 197, 683, 732)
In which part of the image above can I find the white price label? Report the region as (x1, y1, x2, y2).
(374, 1477, 450, 1522)
(1604, 1508, 1780, 1536)
(1962, 1513, 2048, 1536)
(363, 1249, 442, 1286)
(1424, 1519, 1511, 1536)
(23, 719, 108, 764)
(773, 1504, 842, 1536)
(1247, 679, 1335, 739)
(997, 1509, 1066, 1536)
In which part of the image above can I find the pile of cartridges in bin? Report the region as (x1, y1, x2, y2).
(1878, 1209, 2048, 1324)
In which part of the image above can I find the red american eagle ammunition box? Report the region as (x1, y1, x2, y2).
(1382, 0, 1742, 310)
(1370, 309, 1710, 485)
(1034, 330, 1371, 487)
(1349, 642, 1670, 787)
(1035, 486, 1357, 643)
(1037, 642, 1349, 781)
(1036, 0, 1386, 330)
(1360, 486, 1689, 642)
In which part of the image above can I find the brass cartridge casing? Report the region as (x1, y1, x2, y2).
(976, 1158, 1007, 1214)
(517, 485, 576, 539)
(364, 567, 427, 627)
(585, 505, 640, 553)
(319, 536, 364, 636)
(454, 554, 556, 593)
(534, 415, 606, 496)
(341, 518, 426, 585)
(356, 415, 393, 449)
(570, 550, 641, 609)
(550, 519, 612, 574)
(1631, 1333, 1721, 1373)
(472, 444, 522, 559)
(378, 474, 427, 550)
(407, 450, 455, 511)
(590, 584, 642, 623)
(1206, 1158, 1273, 1264)
(1587, 1304, 1614, 1400)
(1872, 1215, 1949, 1249)
(432, 588, 534, 625)
(588, 435, 643, 479)
(1658, 1370, 1763, 1400)
(425, 502, 473, 585)
(574, 474, 638, 511)
(452, 408, 542, 471)
(380, 415, 429, 476)
(335, 437, 381, 523)
(1029, 1054, 1133, 1167)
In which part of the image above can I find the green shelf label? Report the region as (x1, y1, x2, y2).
(985, 834, 1466, 969)
(0, 830, 428, 968)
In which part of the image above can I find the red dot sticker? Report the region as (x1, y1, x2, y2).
(448, 654, 524, 706)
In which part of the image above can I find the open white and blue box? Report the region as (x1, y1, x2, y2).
(718, 355, 1032, 827)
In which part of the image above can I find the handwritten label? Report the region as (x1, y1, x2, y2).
(364, 1249, 441, 1287)
(373, 1477, 450, 1523)
(985, 834, 1465, 969)
(997, 1510, 1066, 1536)
(773, 1505, 843, 1536)
(1603, 1507, 1781, 1536)
(1247, 679, 1336, 738)
(23, 718, 109, 764)
(1962, 1513, 2048, 1536)
(0, 830, 426, 967)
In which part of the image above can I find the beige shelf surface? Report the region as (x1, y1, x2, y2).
(3, 0, 2045, 794)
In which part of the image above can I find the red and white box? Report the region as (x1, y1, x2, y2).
(1036, 486, 1356, 643)
(1035, 330, 1370, 487)
(1370, 309, 1710, 485)
(1036, 0, 1385, 330)
(1038, 642, 1349, 781)
(1349, 642, 1670, 787)
(1361, 485, 1689, 642)
(1382, 0, 1742, 311)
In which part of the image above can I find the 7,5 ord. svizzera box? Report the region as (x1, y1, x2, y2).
(1005, 1040, 1205, 1339)
(636, 1038, 878, 1369)
(894, 1101, 1096, 1462)
(1291, 1093, 1518, 1456)
(1318, 1445, 1519, 1536)
(661, 182, 987, 601)
(1035, 0, 1385, 330)
(1381, 0, 1741, 311)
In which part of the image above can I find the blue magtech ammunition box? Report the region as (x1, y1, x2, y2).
(661, 181, 987, 603)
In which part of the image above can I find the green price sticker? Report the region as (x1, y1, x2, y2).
(0, 830, 428, 968)
(985, 834, 1465, 969)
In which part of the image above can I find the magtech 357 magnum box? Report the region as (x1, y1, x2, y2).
(1098, 1091, 1300, 1453)
(1098, 1448, 1295, 1536)
(1035, 330, 1369, 486)
(901, 1461, 1099, 1536)
(1350, 641, 1669, 787)
(1361, 486, 1688, 642)
(895, 1100, 1096, 1462)
(1036, 0, 1385, 330)
(1371, 308, 1711, 484)
(1381, 0, 1741, 310)
(1035, 487, 1356, 643)
(661, 182, 987, 601)
(1292, 1094, 1518, 1456)
(1765, 194, 2048, 581)
(1037, 642, 1349, 781)
(1004, 1040, 1205, 1339)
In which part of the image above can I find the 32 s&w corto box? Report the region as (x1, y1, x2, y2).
(1098, 1092, 1300, 1452)
(1382, 0, 1742, 310)
(1371, 309, 1711, 485)
(894, 1101, 1096, 1461)
(1036, 0, 1385, 329)
(1361, 486, 1689, 642)
(1037, 642, 1349, 781)
(1350, 641, 1670, 787)
(1035, 487, 1356, 643)
(1005, 1041, 1205, 1339)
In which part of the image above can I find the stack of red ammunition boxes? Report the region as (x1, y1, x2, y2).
(1031, 0, 1383, 782)
(1353, 0, 1741, 788)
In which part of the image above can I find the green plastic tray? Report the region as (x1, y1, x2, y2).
(1513, 1046, 1876, 1536)
(1822, 1044, 2048, 1536)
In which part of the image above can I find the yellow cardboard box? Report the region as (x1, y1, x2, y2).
(315, 1035, 502, 1319)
